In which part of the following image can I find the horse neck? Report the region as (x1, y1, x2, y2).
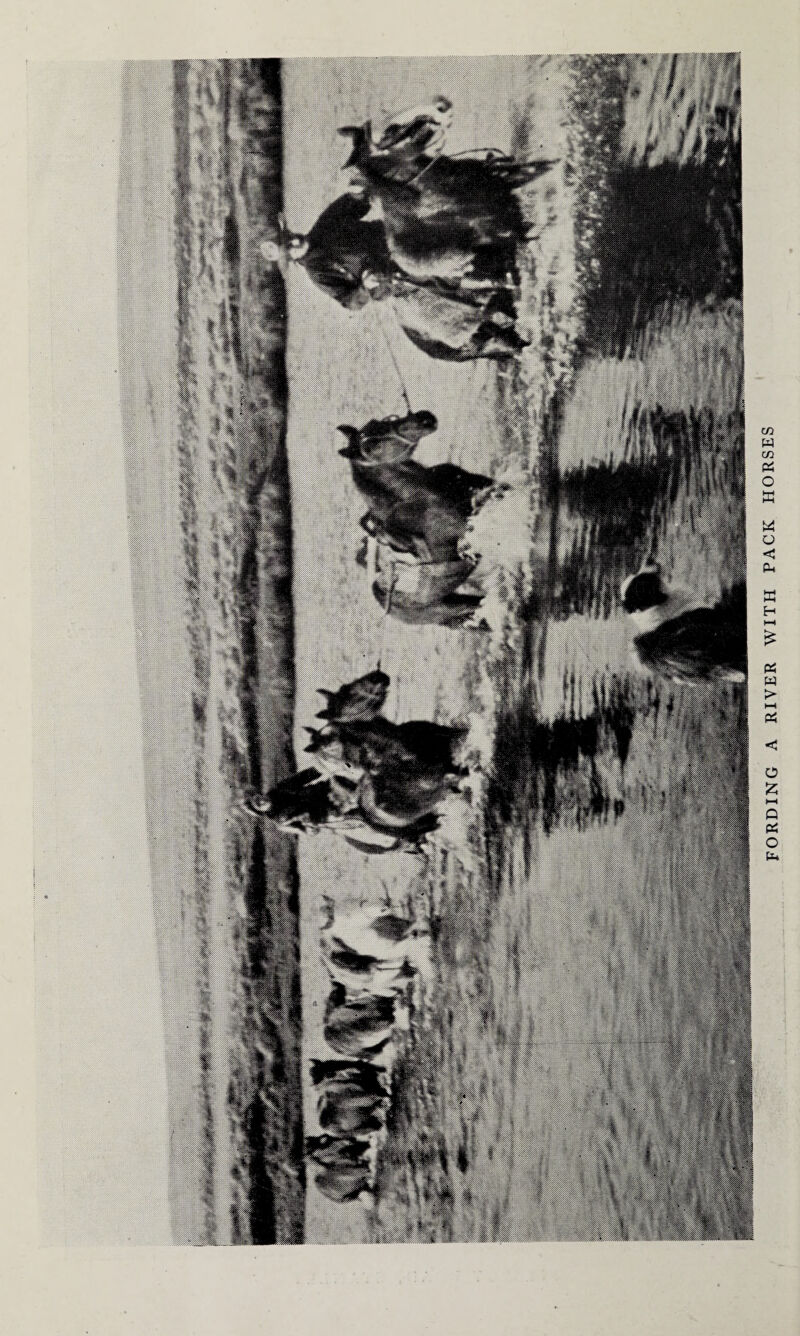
(350, 458, 419, 506)
(358, 153, 426, 189)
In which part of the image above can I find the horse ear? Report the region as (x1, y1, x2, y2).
(336, 125, 369, 169)
(317, 688, 333, 699)
(337, 426, 360, 459)
(315, 708, 332, 720)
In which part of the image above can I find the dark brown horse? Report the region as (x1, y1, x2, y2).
(249, 667, 465, 849)
(339, 115, 553, 286)
(303, 723, 462, 832)
(355, 767, 458, 831)
(314, 668, 390, 722)
(339, 97, 558, 358)
(304, 667, 467, 832)
(309, 1059, 388, 1096)
(312, 1163, 373, 1204)
(304, 715, 466, 782)
(305, 1135, 374, 1204)
(316, 1081, 388, 1136)
(323, 984, 396, 1058)
(338, 409, 493, 625)
(337, 410, 492, 554)
(306, 1133, 372, 1167)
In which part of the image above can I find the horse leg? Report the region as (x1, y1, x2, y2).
(484, 285, 519, 323)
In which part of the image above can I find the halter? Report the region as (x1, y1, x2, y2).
(351, 426, 420, 465)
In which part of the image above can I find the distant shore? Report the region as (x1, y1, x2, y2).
(121, 59, 304, 1244)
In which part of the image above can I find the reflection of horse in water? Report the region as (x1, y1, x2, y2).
(338, 409, 494, 627)
(551, 406, 745, 622)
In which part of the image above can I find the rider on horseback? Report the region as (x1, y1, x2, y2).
(260, 189, 516, 318)
(260, 191, 396, 310)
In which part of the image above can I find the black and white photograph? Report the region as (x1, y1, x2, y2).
(32, 54, 752, 1248)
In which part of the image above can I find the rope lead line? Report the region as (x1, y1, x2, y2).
(373, 302, 413, 413)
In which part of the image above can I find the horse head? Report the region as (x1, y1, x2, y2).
(339, 99, 453, 177)
(374, 96, 453, 158)
(336, 410, 437, 464)
(378, 96, 452, 139)
(314, 670, 390, 722)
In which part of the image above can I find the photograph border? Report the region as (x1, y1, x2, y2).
(4, 1, 799, 1332)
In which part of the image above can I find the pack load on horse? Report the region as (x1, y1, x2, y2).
(317, 898, 433, 996)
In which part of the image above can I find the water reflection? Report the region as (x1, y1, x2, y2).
(489, 676, 634, 836)
(584, 121, 742, 355)
(550, 404, 745, 620)
(477, 59, 749, 1237)
(368, 55, 750, 1244)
